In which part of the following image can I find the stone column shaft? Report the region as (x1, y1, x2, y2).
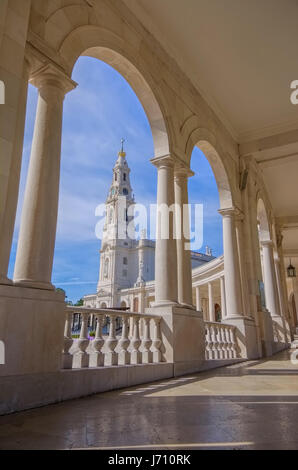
(208, 282, 215, 322)
(262, 240, 281, 317)
(0, 59, 29, 284)
(174, 166, 193, 307)
(14, 64, 76, 289)
(151, 156, 177, 306)
(220, 276, 227, 319)
(195, 286, 201, 311)
(219, 208, 244, 318)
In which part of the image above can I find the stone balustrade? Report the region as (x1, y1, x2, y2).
(62, 306, 162, 369)
(205, 321, 240, 360)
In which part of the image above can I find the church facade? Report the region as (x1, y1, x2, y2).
(83, 145, 215, 313)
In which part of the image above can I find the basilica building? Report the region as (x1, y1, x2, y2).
(83, 144, 215, 315)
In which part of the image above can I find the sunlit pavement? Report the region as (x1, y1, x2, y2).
(0, 350, 298, 450)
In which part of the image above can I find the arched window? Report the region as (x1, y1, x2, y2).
(133, 297, 139, 312)
(114, 172, 117, 181)
(123, 188, 128, 195)
(123, 173, 126, 181)
(123, 257, 127, 265)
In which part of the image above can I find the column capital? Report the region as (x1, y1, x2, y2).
(218, 206, 242, 218)
(30, 63, 77, 95)
(261, 239, 274, 247)
(174, 164, 194, 179)
(150, 154, 175, 169)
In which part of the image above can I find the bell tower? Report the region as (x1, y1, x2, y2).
(97, 140, 136, 306)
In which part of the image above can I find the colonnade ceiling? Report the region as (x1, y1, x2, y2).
(123, 0, 298, 144)
(122, 0, 298, 263)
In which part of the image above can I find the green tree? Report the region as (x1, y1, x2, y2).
(75, 298, 84, 306)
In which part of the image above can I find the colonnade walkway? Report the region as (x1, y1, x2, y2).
(0, 350, 298, 450)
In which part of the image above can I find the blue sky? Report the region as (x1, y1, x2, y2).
(8, 57, 222, 303)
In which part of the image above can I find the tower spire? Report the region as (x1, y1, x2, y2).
(118, 138, 126, 158)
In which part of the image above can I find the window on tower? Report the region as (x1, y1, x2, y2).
(123, 188, 128, 195)
(123, 173, 126, 181)
(115, 173, 117, 181)
(123, 257, 127, 265)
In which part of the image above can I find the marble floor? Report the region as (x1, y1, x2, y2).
(1, 349, 298, 450)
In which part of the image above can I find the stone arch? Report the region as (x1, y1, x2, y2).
(184, 125, 235, 209)
(120, 300, 127, 309)
(58, 25, 172, 159)
(100, 302, 107, 309)
(256, 197, 271, 242)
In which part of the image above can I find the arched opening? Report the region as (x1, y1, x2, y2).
(189, 145, 224, 258)
(256, 197, 283, 322)
(10, 34, 171, 306)
(60, 29, 171, 159)
(257, 198, 271, 243)
(215, 303, 221, 322)
(188, 139, 234, 321)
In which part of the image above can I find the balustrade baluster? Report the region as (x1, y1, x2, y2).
(62, 311, 73, 369)
(89, 314, 104, 367)
(210, 325, 218, 359)
(225, 327, 233, 359)
(151, 317, 162, 362)
(131, 316, 141, 364)
(73, 312, 90, 368)
(205, 325, 212, 360)
(105, 315, 118, 366)
(228, 327, 236, 358)
(141, 317, 152, 363)
(118, 315, 130, 365)
(217, 325, 224, 359)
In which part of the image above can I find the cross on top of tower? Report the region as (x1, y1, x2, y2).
(118, 138, 126, 157)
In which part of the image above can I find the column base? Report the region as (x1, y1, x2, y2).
(223, 316, 260, 359)
(0, 284, 66, 376)
(255, 309, 274, 357)
(146, 305, 206, 376)
(151, 300, 178, 308)
(178, 302, 196, 310)
(13, 279, 55, 291)
(271, 315, 290, 351)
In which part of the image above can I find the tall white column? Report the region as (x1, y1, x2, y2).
(151, 156, 178, 306)
(195, 285, 201, 311)
(235, 211, 251, 317)
(174, 166, 193, 307)
(261, 240, 281, 317)
(220, 276, 227, 319)
(14, 64, 76, 289)
(208, 282, 215, 322)
(0, 59, 29, 284)
(219, 208, 244, 318)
